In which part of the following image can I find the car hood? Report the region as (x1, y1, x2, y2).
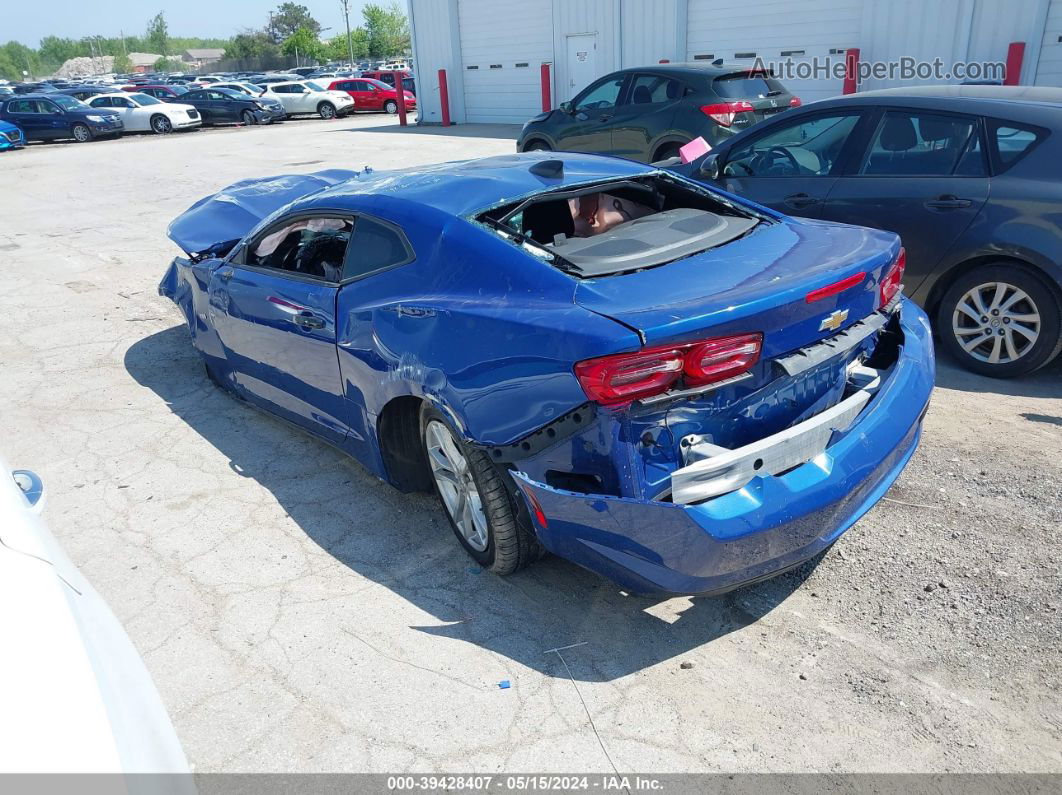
(0, 120, 20, 132)
(167, 103, 197, 113)
(167, 169, 360, 255)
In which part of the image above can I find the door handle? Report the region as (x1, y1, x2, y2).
(294, 311, 325, 329)
(598, 114, 613, 122)
(783, 192, 821, 209)
(217, 267, 234, 281)
(924, 195, 972, 210)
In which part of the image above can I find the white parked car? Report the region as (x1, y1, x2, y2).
(263, 80, 356, 119)
(88, 92, 202, 134)
(0, 459, 191, 776)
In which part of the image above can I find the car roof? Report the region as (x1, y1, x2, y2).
(819, 84, 1062, 113)
(295, 152, 657, 217)
(5, 93, 73, 101)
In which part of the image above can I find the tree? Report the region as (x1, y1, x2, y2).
(267, 3, 321, 45)
(1, 41, 40, 79)
(154, 56, 184, 72)
(146, 11, 170, 56)
(280, 27, 325, 64)
(362, 3, 409, 59)
(112, 52, 133, 73)
(224, 30, 280, 60)
(325, 30, 367, 63)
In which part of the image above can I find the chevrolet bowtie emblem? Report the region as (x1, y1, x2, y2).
(819, 309, 849, 332)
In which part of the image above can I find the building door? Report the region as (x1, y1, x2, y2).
(565, 34, 598, 100)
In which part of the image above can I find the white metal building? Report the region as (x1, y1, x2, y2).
(407, 0, 1062, 124)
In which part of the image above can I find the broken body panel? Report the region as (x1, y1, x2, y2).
(160, 152, 934, 594)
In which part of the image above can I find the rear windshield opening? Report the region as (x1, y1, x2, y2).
(478, 174, 765, 278)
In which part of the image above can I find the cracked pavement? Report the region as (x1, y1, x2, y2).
(0, 114, 1059, 773)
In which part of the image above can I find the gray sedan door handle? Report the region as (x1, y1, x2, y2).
(784, 192, 821, 209)
(924, 195, 972, 210)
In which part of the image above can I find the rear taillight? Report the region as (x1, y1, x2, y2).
(700, 100, 754, 127)
(684, 333, 762, 385)
(879, 247, 906, 307)
(789, 96, 802, 107)
(574, 333, 763, 406)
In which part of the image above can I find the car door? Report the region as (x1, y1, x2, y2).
(182, 90, 209, 122)
(819, 109, 991, 290)
(707, 109, 870, 218)
(557, 73, 629, 154)
(607, 72, 685, 161)
(206, 91, 235, 122)
(111, 95, 144, 131)
(208, 214, 354, 442)
(346, 80, 372, 110)
(36, 99, 71, 140)
(6, 99, 48, 139)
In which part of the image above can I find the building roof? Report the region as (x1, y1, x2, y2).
(128, 52, 164, 67)
(184, 49, 225, 60)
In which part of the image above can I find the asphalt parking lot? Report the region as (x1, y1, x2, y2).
(1, 114, 1059, 773)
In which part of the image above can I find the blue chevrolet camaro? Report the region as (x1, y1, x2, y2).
(161, 153, 934, 595)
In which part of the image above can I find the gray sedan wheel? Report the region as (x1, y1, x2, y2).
(938, 264, 1062, 378)
(318, 102, 336, 120)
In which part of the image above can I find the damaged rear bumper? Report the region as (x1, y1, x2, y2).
(511, 301, 935, 595)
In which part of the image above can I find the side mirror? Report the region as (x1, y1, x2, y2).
(559, 101, 574, 114)
(700, 152, 721, 180)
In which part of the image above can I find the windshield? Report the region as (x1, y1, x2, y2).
(305, 81, 326, 92)
(244, 83, 264, 94)
(132, 93, 162, 105)
(170, 85, 189, 94)
(51, 95, 85, 110)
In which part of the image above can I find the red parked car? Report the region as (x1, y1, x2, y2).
(328, 78, 416, 114)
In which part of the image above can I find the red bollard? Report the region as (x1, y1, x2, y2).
(540, 63, 551, 112)
(438, 68, 451, 126)
(1004, 42, 1025, 85)
(843, 48, 860, 94)
(392, 70, 407, 126)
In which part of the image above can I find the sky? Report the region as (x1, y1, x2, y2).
(5, 0, 382, 48)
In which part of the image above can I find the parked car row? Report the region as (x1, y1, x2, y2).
(520, 64, 1062, 378)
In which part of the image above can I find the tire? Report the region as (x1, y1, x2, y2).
(523, 140, 551, 152)
(240, 110, 256, 126)
(150, 114, 172, 134)
(420, 406, 543, 574)
(71, 123, 91, 143)
(318, 102, 336, 120)
(653, 143, 683, 163)
(937, 263, 1062, 378)
(383, 100, 398, 115)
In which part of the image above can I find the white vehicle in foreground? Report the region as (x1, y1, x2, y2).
(262, 80, 356, 119)
(0, 458, 191, 777)
(88, 92, 202, 134)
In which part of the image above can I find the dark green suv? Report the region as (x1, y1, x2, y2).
(517, 62, 799, 163)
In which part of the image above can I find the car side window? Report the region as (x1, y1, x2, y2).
(342, 217, 413, 281)
(626, 74, 684, 106)
(989, 121, 1045, 171)
(90, 97, 111, 108)
(38, 101, 59, 114)
(724, 113, 861, 177)
(859, 112, 983, 177)
(574, 76, 625, 113)
(8, 99, 33, 113)
(250, 217, 353, 283)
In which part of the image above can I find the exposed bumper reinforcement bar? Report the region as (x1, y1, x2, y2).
(670, 364, 885, 505)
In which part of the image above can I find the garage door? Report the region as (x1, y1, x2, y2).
(458, 0, 554, 123)
(686, 0, 862, 103)
(1036, 0, 1062, 86)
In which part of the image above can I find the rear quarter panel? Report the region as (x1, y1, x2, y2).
(333, 200, 640, 446)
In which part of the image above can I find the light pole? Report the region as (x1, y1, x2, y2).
(341, 0, 355, 68)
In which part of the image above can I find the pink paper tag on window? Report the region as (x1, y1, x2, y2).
(679, 137, 712, 164)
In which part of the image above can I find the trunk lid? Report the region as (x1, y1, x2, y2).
(166, 169, 359, 256)
(711, 71, 795, 130)
(573, 217, 900, 359)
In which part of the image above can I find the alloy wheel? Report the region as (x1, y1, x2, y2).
(952, 281, 1041, 365)
(425, 420, 489, 552)
(72, 124, 90, 142)
(152, 116, 172, 134)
